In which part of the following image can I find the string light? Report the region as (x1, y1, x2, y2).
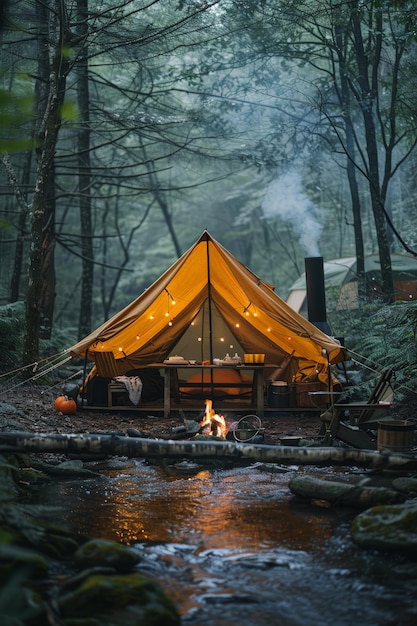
(164, 288, 177, 326)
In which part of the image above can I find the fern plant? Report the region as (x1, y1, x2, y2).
(330, 301, 417, 403)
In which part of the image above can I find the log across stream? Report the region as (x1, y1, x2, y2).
(1, 430, 417, 470)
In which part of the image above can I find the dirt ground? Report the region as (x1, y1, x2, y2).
(0, 383, 322, 446)
(1, 378, 416, 450)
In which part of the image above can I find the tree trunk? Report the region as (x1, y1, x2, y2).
(34, 0, 56, 340)
(77, 0, 94, 340)
(351, 7, 394, 302)
(1, 431, 417, 470)
(23, 0, 69, 366)
(335, 23, 366, 302)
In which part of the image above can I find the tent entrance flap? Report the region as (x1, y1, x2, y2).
(172, 300, 245, 362)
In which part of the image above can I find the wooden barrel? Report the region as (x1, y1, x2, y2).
(268, 381, 290, 408)
(377, 420, 415, 453)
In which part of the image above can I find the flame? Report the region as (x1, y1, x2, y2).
(200, 399, 227, 438)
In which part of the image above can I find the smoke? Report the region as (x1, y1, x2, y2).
(261, 171, 322, 257)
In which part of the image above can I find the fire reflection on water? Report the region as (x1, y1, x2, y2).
(61, 462, 333, 550)
(33, 461, 416, 626)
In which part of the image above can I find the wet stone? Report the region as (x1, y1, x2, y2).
(75, 538, 141, 572)
(58, 572, 181, 625)
(31, 458, 102, 478)
(392, 476, 417, 495)
(351, 498, 417, 553)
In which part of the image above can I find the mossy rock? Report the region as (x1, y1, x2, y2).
(59, 572, 180, 625)
(351, 499, 417, 554)
(75, 538, 141, 572)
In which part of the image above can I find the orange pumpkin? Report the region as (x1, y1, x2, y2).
(53, 395, 77, 414)
(54, 395, 66, 411)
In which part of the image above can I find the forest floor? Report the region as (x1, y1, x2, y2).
(0, 382, 327, 446)
(1, 381, 416, 448)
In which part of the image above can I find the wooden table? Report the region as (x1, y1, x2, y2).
(147, 363, 265, 418)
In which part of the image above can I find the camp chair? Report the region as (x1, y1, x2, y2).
(94, 351, 120, 378)
(319, 368, 394, 449)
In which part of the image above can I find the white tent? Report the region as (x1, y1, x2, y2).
(287, 254, 417, 314)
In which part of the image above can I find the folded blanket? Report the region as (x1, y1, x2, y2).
(114, 376, 143, 406)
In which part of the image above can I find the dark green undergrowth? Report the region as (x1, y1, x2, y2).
(329, 300, 417, 403)
(0, 302, 78, 380)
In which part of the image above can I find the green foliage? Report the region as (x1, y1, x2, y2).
(331, 301, 417, 402)
(0, 302, 77, 379)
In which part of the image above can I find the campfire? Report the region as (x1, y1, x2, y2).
(199, 399, 227, 438)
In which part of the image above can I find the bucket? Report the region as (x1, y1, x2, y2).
(377, 420, 415, 453)
(268, 381, 290, 409)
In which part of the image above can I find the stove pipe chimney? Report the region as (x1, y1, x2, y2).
(305, 256, 332, 335)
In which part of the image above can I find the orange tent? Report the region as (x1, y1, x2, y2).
(70, 231, 347, 386)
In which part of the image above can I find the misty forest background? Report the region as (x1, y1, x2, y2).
(1, 0, 417, 400)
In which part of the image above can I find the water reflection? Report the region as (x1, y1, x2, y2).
(54, 461, 334, 550)
(35, 459, 417, 626)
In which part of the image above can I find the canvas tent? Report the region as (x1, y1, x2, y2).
(70, 231, 347, 396)
(287, 254, 417, 315)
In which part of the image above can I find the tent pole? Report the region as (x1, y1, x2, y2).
(206, 236, 214, 365)
(81, 350, 89, 406)
(205, 237, 215, 399)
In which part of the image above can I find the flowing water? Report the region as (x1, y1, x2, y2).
(36, 458, 417, 626)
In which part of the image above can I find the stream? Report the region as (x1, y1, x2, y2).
(35, 457, 417, 626)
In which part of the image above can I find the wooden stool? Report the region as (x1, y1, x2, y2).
(108, 381, 130, 408)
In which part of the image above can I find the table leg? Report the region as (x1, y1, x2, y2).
(255, 368, 264, 418)
(164, 368, 171, 417)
